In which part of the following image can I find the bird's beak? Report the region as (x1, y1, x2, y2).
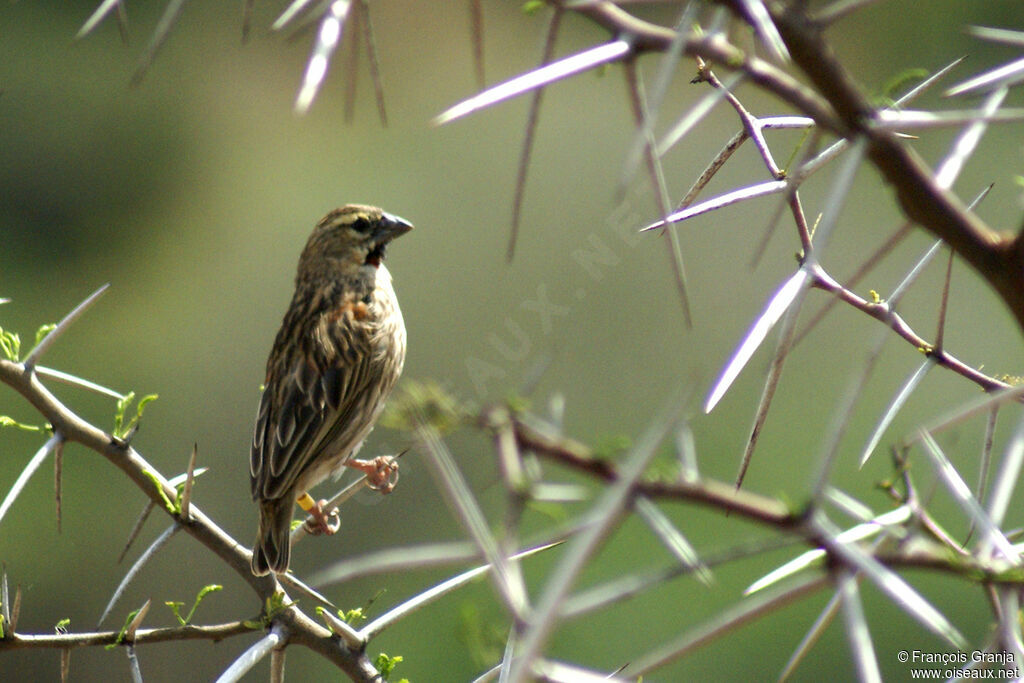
(374, 212, 414, 243)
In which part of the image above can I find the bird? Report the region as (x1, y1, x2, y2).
(249, 204, 412, 576)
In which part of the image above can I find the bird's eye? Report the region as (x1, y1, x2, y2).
(350, 216, 372, 234)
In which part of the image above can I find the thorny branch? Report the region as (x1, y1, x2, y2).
(0, 358, 381, 682)
(488, 407, 1024, 587)
(573, 0, 1023, 331)
(9, 1, 1024, 680)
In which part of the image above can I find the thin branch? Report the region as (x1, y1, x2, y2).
(0, 356, 379, 678)
(6, 621, 257, 650)
(497, 408, 794, 525)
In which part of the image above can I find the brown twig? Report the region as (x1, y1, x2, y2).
(566, 1, 1022, 332)
(491, 407, 796, 526)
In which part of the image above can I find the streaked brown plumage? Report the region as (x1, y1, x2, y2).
(250, 205, 411, 576)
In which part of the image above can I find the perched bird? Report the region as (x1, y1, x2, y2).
(250, 204, 412, 576)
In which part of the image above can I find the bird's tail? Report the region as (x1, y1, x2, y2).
(251, 500, 294, 576)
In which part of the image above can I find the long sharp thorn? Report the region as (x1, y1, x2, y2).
(25, 284, 110, 370)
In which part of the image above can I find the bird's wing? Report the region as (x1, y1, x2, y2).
(250, 314, 376, 501)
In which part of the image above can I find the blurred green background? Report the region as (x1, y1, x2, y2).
(3, 1, 1024, 680)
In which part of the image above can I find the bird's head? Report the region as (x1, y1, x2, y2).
(300, 204, 413, 278)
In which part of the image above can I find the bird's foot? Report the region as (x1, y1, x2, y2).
(346, 455, 399, 494)
(298, 494, 340, 535)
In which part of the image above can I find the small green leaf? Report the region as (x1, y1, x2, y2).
(374, 652, 404, 681)
(113, 391, 136, 437)
(143, 469, 178, 515)
(342, 607, 366, 625)
(0, 416, 45, 433)
(264, 591, 293, 620)
(521, 0, 544, 14)
(169, 459, 207, 511)
(166, 585, 221, 625)
(33, 323, 56, 349)
(0, 327, 21, 361)
(190, 585, 221, 616)
(872, 67, 930, 108)
(137, 393, 158, 414)
(165, 601, 186, 625)
(113, 392, 159, 439)
(106, 608, 141, 650)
